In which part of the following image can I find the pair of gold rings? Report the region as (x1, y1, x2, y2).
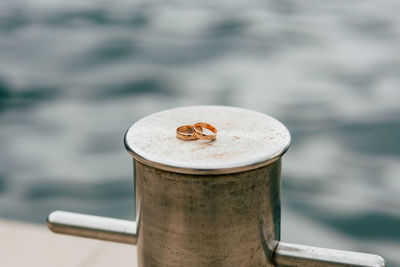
(176, 122, 217, 141)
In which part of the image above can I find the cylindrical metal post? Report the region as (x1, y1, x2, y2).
(273, 242, 385, 267)
(47, 210, 138, 245)
(46, 106, 386, 267)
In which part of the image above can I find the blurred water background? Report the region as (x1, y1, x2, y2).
(0, 0, 399, 265)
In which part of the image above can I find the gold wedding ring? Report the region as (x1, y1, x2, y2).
(193, 122, 217, 141)
(176, 122, 217, 141)
(176, 125, 199, 140)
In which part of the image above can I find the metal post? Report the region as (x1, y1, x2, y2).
(273, 242, 385, 267)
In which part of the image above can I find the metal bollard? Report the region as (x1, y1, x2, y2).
(47, 106, 385, 267)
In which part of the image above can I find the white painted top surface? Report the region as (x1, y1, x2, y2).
(125, 106, 290, 174)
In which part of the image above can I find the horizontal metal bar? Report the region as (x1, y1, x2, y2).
(47, 211, 137, 245)
(273, 242, 385, 267)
